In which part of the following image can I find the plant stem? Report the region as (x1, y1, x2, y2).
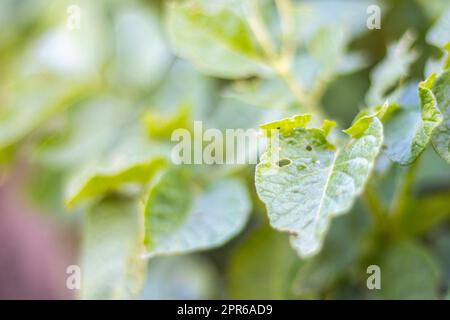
(275, 0, 296, 64)
(245, 0, 312, 112)
(363, 182, 387, 230)
(389, 159, 420, 224)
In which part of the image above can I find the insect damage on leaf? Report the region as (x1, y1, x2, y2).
(255, 111, 383, 257)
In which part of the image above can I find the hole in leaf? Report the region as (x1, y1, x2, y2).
(277, 158, 292, 167)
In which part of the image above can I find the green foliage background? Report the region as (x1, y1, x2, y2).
(0, 0, 449, 299)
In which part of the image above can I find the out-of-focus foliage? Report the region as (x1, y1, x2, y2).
(0, 0, 449, 300)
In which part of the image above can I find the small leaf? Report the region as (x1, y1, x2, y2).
(0, 79, 88, 154)
(143, 167, 251, 257)
(166, 0, 268, 78)
(381, 77, 443, 165)
(65, 134, 168, 208)
(431, 69, 450, 164)
(255, 113, 383, 257)
(143, 103, 191, 139)
(366, 32, 417, 106)
(80, 197, 146, 299)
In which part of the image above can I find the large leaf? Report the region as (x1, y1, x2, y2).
(143, 167, 251, 257)
(166, 0, 268, 78)
(382, 77, 443, 164)
(80, 197, 146, 299)
(431, 69, 450, 164)
(255, 112, 383, 257)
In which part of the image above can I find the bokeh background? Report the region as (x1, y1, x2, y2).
(0, 0, 449, 299)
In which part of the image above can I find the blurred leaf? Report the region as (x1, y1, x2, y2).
(431, 69, 450, 164)
(144, 103, 191, 139)
(141, 255, 219, 300)
(33, 97, 134, 168)
(228, 224, 299, 299)
(112, 4, 171, 88)
(0, 79, 89, 155)
(366, 32, 417, 106)
(255, 112, 383, 257)
(148, 60, 218, 121)
(144, 167, 251, 257)
(382, 76, 443, 165)
(65, 132, 168, 208)
(374, 242, 440, 299)
(80, 197, 146, 299)
(166, 0, 268, 78)
(426, 9, 450, 48)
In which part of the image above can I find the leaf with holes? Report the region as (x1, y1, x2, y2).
(255, 112, 383, 257)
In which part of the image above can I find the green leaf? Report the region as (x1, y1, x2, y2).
(431, 69, 450, 164)
(382, 77, 443, 164)
(166, 0, 268, 78)
(375, 242, 440, 299)
(366, 32, 417, 106)
(80, 197, 146, 299)
(65, 133, 168, 208)
(227, 224, 299, 299)
(33, 97, 136, 169)
(143, 103, 191, 139)
(255, 112, 383, 257)
(143, 167, 251, 257)
(112, 4, 171, 89)
(0, 79, 88, 155)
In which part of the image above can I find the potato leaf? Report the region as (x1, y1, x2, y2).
(166, 0, 268, 78)
(382, 77, 443, 164)
(65, 134, 168, 208)
(431, 69, 450, 164)
(143, 167, 251, 257)
(255, 112, 383, 257)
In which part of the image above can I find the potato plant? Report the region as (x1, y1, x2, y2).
(0, 0, 449, 299)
